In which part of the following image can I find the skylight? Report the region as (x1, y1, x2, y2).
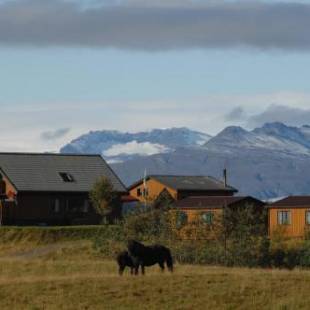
(59, 172, 75, 183)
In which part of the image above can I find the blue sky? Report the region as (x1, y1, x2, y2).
(1, 0, 310, 151)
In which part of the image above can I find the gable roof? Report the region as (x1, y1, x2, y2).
(0, 153, 126, 193)
(129, 175, 238, 193)
(175, 196, 263, 209)
(269, 196, 310, 208)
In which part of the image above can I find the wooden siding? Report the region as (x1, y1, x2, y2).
(129, 178, 177, 203)
(269, 207, 310, 238)
(2, 192, 101, 225)
(2, 175, 17, 198)
(181, 208, 222, 222)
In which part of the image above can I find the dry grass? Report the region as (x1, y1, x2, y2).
(0, 240, 309, 310)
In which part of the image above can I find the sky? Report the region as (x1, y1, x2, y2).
(1, 0, 310, 152)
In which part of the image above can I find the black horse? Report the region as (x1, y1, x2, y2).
(127, 240, 173, 275)
(116, 251, 135, 275)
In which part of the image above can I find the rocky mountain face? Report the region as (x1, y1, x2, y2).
(60, 123, 310, 200)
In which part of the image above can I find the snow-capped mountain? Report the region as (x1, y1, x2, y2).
(60, 122, 310, 200)
(60, 127, 211, 163)
(205, 122, 310, 156)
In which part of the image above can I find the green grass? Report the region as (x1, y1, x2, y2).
(0, 236, 309, 309)
(0, 225, 121, 244)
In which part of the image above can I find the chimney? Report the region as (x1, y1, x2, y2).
(223, 169, 227, 187)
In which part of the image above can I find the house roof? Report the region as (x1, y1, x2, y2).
(0, 153, 127, 193)
(128, 175, 238, 193)
(268, 196, 310, 208)
(175, 196, 263, 209)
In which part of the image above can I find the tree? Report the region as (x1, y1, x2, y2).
(90, 177, 120, 223)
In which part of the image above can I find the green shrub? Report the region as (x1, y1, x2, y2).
(299, 242, 310, 268)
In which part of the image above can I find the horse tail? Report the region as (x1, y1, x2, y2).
(165, 249, 173, 272)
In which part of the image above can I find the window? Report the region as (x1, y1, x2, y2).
(67, 198, 84, 213)
(176, 211, 188, 229)
(306, 211, 310, 225)
(59, 172, 75, 183)
(137, 188, 142, 197)
(83, 200, 89, 213)
(201, 211, 214, 225)
(278, 210, 291, 225)
(143, 188, 148, 197)
(53, 199, 60, 213)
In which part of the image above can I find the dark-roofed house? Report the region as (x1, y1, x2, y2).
(0, 153, 127, 225)
(174, 196, 265, 226)
(128, 175, 238, 203)
(268, 196, 310, 238)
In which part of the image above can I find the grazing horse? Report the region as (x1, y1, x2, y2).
(127, 240, 173, 275)
(116, 251, 135, 276)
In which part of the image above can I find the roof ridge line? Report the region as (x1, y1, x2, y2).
(0, 152, 101, 157)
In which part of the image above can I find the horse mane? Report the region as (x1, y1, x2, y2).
(127, 240, 146, 256)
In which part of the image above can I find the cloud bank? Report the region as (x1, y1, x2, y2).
(40, 128, 70, 140)
(1, 0, 310, 50)
(248, 105, 310, 128)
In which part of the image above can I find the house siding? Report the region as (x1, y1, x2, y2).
(129, 179, 177, 203)
(3, 192, 101, 225)
(182, 208, 222, 222)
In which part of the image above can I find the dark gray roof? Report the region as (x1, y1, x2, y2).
(129, 175, 238, 192)
(268, 196, 310, 208)
(175, 196, 263, 209)
(0, 153, 126, 193)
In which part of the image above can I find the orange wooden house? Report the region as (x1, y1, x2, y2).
(268, 196, 310, 238)
(174, 196, 265, 225)
(128, 175, 238, 204)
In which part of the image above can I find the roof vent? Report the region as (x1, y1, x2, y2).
(59, 172, 75, 183)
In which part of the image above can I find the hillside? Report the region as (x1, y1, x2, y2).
(61, 123, 310, 200)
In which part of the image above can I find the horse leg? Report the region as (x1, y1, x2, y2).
(134, 264, 139, 275)
(119, 265, 125, 276)
(130, 267, 134, 275)
(141, 264, 145, 275)
(158, 262, 165, 272)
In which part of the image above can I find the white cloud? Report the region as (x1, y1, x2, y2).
(103, 141, 171, 156)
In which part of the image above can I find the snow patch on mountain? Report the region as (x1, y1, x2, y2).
(103, 141, 171, 157)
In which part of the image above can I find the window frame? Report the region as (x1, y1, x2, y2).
(201, 211, 214, 225)
(52, 198, 60, 214)
(306, 210, 310, 225)
(59, 172, 75, 183)
(277, 210, 291, 225)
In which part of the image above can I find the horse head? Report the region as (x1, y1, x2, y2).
(127, 239, 144, 256)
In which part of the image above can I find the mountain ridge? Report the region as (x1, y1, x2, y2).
(60, 122, 310, 200)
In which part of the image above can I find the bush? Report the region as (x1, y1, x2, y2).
(299, 241, 310, 268)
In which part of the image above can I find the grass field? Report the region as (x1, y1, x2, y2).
(0, 238, 309, 310)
